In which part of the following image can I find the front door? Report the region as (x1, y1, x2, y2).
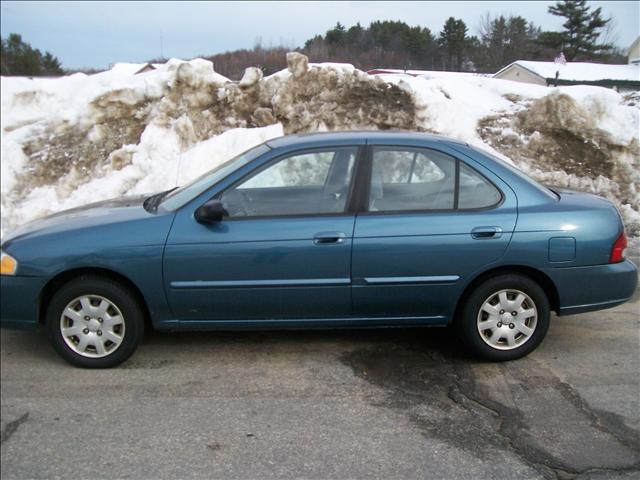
(352, 145, 517, 321)
(163, 146, 360, 324)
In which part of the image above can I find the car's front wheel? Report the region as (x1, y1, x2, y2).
(456, 274, 550, 361)
(46, 275, 144, 368)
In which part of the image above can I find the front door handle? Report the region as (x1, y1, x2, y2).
(313, 231, 347, 245)
(471, 226, 503, 239)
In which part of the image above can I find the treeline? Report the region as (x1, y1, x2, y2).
(204, 0, 626, 79)
(203, 46, 292, 80)
(0, 33, 63, 76)
(299, 0, 623, 74)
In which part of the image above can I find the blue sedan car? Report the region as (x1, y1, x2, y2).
(1, 132, 637, 367)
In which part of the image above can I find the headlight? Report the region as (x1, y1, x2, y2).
(0, 250, 18, 275)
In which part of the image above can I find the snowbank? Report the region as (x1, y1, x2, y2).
(479, 87, 639, 236)
(1, 53, 639, 243)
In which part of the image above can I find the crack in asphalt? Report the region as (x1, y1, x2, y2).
(553, 381, 640, 453)
(446, 362, 639, 480)
(0, 412, 29, 444)
(444, 371, 560, 480)
(341, 338, 640, 480)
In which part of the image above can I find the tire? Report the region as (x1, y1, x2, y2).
(46, 275, 144, 368)
(456, 274, 550, 361)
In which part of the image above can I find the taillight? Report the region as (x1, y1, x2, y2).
(609, 232, 627, 263)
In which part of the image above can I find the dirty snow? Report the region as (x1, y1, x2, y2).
(1, 53, 639, 246)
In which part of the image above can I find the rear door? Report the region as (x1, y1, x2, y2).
(352, 143, 517, 321)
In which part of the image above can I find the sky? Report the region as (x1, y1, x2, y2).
(1, 1, 638, 70)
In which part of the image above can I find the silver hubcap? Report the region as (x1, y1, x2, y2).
(59, 295, 125, 358)
(477, 289, 538, 351)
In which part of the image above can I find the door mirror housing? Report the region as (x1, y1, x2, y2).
(195, 199, 227, 224)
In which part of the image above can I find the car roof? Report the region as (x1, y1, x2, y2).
(265, 130, 468, 149)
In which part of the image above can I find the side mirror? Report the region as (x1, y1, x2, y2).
(195, 199, 227, 224)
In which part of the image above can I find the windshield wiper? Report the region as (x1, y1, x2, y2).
(143, 187, 178, 213)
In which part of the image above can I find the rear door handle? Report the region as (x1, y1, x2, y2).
(313, 231, 347, 245)
(471, 226, 503, 239)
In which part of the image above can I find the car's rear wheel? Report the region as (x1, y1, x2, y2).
(456, 274, 550, 361)
(46, 275, 144, 368)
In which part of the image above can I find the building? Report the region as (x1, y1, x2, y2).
(628, 36, 640, 65)
(134, 63, 157, 75)
(493, 60, 640, 92)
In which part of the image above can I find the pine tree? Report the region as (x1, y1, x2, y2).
(325, 22, 347, 47)
(478, 14, 539, 71)
(0, 33, 64, 76)
(438, 17, 468, 70)
(546, 0, 612, 60)
(42, 52, 63, 75)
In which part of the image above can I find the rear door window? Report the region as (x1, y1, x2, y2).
(368, 147, 502, 212)
(369, 147, 455, 211)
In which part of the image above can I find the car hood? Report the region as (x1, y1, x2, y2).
(1, 195, 158, 246)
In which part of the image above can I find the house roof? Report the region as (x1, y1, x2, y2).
(495, 61, 640, 83)
(368, 68, 485, 78)
(134, 63, 156, 75)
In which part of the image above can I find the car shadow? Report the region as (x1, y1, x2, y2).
(1, 324, 475, 368)
(0, 327, 61, 364)
(141, 325, 475, 361)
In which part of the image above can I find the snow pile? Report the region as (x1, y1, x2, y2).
(1, 52, 639, 242)
(479, 88, 639, 236)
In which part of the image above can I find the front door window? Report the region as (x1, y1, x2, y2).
(221, 147, 357, 217)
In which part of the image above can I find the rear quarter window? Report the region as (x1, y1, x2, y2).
(458, 162, 502, 209)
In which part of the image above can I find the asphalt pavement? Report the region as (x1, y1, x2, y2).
(1, 284, 639, 480)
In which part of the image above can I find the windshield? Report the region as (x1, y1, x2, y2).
(159, 143, 271, 211)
